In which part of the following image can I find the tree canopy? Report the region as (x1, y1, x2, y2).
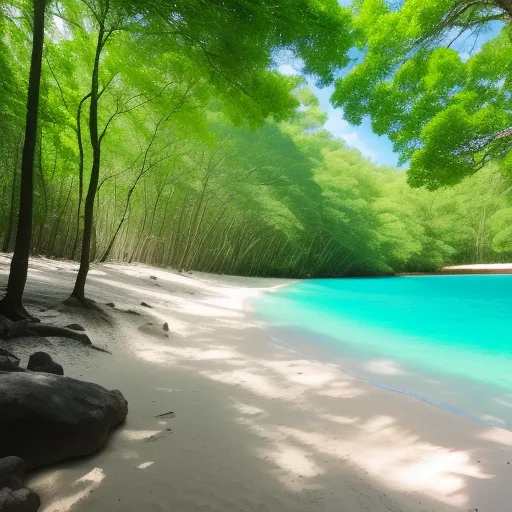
(332, 0, 512, 189)
(0, 0, 511, 320)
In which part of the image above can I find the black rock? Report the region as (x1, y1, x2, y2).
(0, 456, 40, 511)
(140, 302, 152, 308)
(149, 276, 157, 280)
(0, 372, 128, 469)
(0, 456, 25, 482)
(106, 302, 115, 308)
(163, 322, 169, 332)
(65, 324, 85, 331)
(27, 352, 63, 376)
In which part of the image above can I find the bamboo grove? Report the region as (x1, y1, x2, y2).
(0, 0, 511, 316)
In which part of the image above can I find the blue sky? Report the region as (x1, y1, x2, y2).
(278, 3, 503, 168)
(278, 64, 401, 167)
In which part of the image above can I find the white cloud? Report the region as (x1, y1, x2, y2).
(322, 108, 378, 161)
(324, 111, 349, 135)
(278, 64, 300, 76)
(340, 132, 378, 161)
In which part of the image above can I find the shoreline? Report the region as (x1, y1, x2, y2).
(1, 256, 511, 512)
(401, 263, 512, 276)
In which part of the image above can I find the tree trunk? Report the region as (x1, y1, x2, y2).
(0, 0, 46, 320)
(69, 25, 105, 303)
(71, 93, 91, 259)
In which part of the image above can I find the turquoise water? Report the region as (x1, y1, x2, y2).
(253, 275, 512, 429)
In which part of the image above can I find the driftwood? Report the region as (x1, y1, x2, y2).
(0, 315, 91, 345)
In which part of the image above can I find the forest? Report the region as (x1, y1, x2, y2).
(0, 0, 511, 319)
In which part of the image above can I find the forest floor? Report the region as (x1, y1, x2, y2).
(0, 255, 510, 512)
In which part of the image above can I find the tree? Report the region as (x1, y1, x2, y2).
(0, 0, 46, 320)
(332, 0, 511, 190)
(63, 0, 354, 302)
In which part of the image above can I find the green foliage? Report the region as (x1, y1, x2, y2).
(0, 0, 511, 280)
(332, 0, 511, 189)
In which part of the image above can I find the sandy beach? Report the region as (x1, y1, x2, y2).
(1, 255, 510, 512)
(441, 264, 512, 275)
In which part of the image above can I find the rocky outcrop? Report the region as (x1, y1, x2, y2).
(0, 372, 128, 469)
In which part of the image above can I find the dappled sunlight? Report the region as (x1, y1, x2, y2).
(137, 315, 495, 509)
(135, 341, 241, 366)
(231, 400, 266, 416)
(316, 380, 367, 399)
(135, 461, 154, 469)
(173, 299, 243, 319)
(479, 427, 512, 446)
(41, 468, 105, 512)
(259, 359, 336, 387)
(320, 413, 360, 425)
(89, 276, 185, 305)
(263, 441, 323, 483)
(137, 312, 192, 338)
(204, 369, 292, 400)
(121, 429, 162, 441)
(134, 345, 180, 365)
(363, 359, 407, 376)
(104, 264, 214, 292)
(8, 258, 507, 512)
(235, 411, 491, 508)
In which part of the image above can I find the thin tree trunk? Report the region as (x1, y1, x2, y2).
(100, 118, 166, 262)
(69, 22, 106, 303)
(71, 92, 91, 259)
(0, 0, 46, 320)
(48, 179, 74, 255)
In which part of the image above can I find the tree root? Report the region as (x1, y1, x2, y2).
(0, 315, 91, 345)
(62, 296, 99, 310)
(0, 300, 40, 322)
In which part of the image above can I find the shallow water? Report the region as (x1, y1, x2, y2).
(252, 275, 512, 430)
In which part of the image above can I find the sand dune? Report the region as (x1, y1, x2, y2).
(1, 255, 510, 512)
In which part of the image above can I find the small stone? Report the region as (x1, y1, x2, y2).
(140, 302, 153, 308)
(0, 456, 25, 480)
(27, 352, 64, 376)
(106, 302, 115, 308)
(163, 323, 169, 332)
(149, 276, 157, 280)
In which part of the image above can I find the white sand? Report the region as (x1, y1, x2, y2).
(1, 255, 511, 512)
(441, 263, 512, 274)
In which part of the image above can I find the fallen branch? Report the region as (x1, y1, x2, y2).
(0, 315, 91, 345)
